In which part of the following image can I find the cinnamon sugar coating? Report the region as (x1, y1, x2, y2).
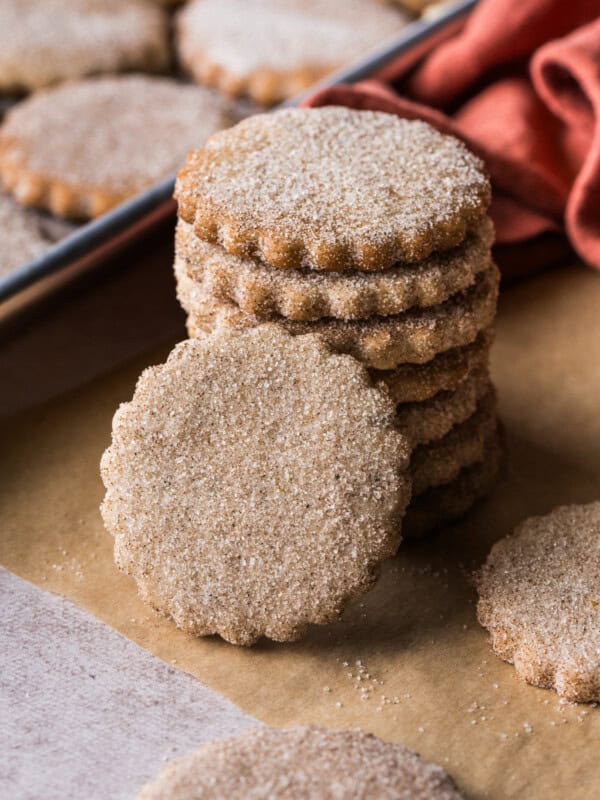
(175, 108, 491, 272)
(100, 327, 411, 646)
(176, 0, 410, 106)
(374, 328, 493, 404)
(396, 366, 491, 448)
(404, 433, 503, 538)
(0, 76, 233, 219)
(138, 726, 463, 799)
(176, 217, 495, 321)
(477, 502, 600, 703)
(0, 192, 51, 276)
(178, 262, 499, 370)
(410, 387, 498, 494)
(0, 0, 169, 92)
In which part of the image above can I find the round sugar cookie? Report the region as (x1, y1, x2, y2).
(176, 216, 495, 321)
(176, 0, 410, 106)
(175, 108, 491, 272)
(0, 75, 233, 219)
(410, 387, 498, 494)
(404, 433, 503, 538)
(176, 260, 499, 370)
(101, 327, 411, 646)
(137, 726, 464, 800)
(477, 502, 600, 703)
(0, 0, 169, 92)
(0, 192, 51, 277)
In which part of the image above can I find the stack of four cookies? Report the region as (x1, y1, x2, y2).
(173, 107, 502, 534)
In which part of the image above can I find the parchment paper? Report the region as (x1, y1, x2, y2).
(1, 263, 599, 800)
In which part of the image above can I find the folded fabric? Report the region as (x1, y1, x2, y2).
(305, 0, 600, 278)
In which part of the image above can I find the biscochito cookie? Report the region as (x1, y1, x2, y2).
(100, 326, 411, 646)
(175, 108, 491, 272)
(0, 192, 50, 277)
(476, 502, 600, 703)
(0, 76, 233, 219)
(410, 387, 498, 494)
(177, 262, 500, 370)
(375, 328, 493, 404)
(0, 0, 169, 92)
(395, 366, 491, 448)
(404, 433, 503, 538)
(138, 726, 464, 800)
(176, 0, 410, 107)
(176, 216, 495, 321)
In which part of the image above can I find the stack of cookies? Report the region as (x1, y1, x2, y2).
(174, 107, 502, 536)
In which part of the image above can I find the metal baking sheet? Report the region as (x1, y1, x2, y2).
(0, 0, 476, 329)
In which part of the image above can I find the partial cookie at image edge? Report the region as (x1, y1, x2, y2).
(476, 502, 600, 703)
(137, 726, 464, 799)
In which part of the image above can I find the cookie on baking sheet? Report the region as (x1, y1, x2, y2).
(396, 365, 491, 448)
(404, 432, 503, 538)
(176, 0, 410, 107)
(373, 328, 494, 404)
(100, 326, 411, 646)
(177, 262, 499, 370)
(176, 216, 495, 321)
(476, 502, 600, 703)
(0, 76, 233, 220)
(0, 192, 51, 277)
(0, 0, 169, 92)
(138, 726, 464, 799)
(410, 387, 498, 494)
(175, 108, 491, 272)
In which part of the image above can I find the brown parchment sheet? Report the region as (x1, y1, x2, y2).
(1, 263, 599, 800)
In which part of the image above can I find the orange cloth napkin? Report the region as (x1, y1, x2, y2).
(306, 0, 600, 279)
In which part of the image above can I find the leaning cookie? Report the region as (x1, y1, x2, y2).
(138, 726, 464, 800)
(176, 216, 495, 321)
(176, 0, 410, 107)
(178, 262, 499, 370)
(176, 108, 491, 271)
(0, 0, 169, 92)
(476, 502, 600, 703)
(101, 327, 411, 646)
(0, 76, 233, 219)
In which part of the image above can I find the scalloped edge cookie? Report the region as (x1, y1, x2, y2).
(404, 431, 503, 538)
(410, 387, 498, 494)
(0, 75, 233, 219)
(396, 366, 491, 448)
(175, 108, 491, 272)
(176, 216, 494, 321)
(476, 502, 600, 703)
(138, 726, 464, 799)
(373, 328, 494, 404)
(177, 261, 500, 370)
(176, 0, 410, 107)
(0, 0, 170, 92)
(101, 326, 411, 646)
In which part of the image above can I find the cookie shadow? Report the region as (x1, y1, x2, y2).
(273, 427, 599, 658)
